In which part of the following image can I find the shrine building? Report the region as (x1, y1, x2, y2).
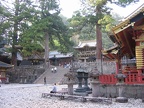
(74, 40, 96, 62)
(0, 61, 13, 83)
(101, 5, 144, 84)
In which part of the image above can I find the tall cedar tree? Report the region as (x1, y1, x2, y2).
(23, 0, 73, 69)
(70, 0, 139, 60)
(0, 0, 36, 66)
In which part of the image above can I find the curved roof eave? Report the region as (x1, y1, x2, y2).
(112, 6, 144, 33)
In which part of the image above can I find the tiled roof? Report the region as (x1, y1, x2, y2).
(74, 40, 96, 48)
(49, 51, 73, 59)
(0, 48, 10, 57)
(112, 4, 144, 31)
(28, 54, 43, 60)
(0, 61, 13, 68)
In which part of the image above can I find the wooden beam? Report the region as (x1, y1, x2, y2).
(123, 31, 134, 57)
(134, 24, 144, 30)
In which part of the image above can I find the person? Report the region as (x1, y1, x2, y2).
(54, 67, 57, 73)
(44, 77, 46, 85)
(51, 68, 54, 73)
(50, 83, 57, 93)
(0, 75, 2, 87)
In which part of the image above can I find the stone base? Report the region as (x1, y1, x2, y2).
(86, 90, 92, 94)
(73, 92, 88, 96)
(74, 88, 86, 92)
(115, 97, 128, 103)
(142, 98, 144, 103)
(83, 87, 92, 94)
(5, 82, 9, 84)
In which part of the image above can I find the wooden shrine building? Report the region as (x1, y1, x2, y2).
(101, 5, 144, 84)
(49, 51, 73, 66)
(74, 40, 96, 62)
(0, 61, 13, 83)
(28, 53, 44, 65)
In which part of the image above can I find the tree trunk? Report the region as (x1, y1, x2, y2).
(96, 23, 102, 60)
(44, 32, 50, 70)
(11, 0, 19, 66)
(96, 6, 103, 73)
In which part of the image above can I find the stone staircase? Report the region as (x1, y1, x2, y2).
(34, 66, 70, 84)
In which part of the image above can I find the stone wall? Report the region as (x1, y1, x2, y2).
(8, 65, 45, 83)
(92, 84, 144, 99)
(72, 61, 116, 74)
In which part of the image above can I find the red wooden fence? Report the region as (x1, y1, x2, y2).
(99, 74, 117, 84)
(99, 73, 144, 85)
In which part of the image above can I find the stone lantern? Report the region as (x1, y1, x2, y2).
(5, 74, 10, 84)
(115, 69, 128, 103)
(63, 72, 77, 95)
(19, 76, 23, 84)
(83, 71, 91, 93)
(74, 68, 87, 95)
(89, 67, 100, 97)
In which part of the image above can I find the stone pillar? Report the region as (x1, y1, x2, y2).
(89, 67, 100, 97)
(24, 77, 27, 84)
(68, 84, 73, 95)
(5, 76, 9, 84)
(6, 77, 9, 84)
(89, 74, 100, 97)
(115, 72, 128, 103)
(19, 76, 23, 84)
(0, 75, 1, 87)
(91, 81, 100, 97)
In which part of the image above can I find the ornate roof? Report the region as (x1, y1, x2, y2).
(49, 51, 73, 59)
(112, 4, 144, 32)
(74, 40, 96, 49)
(0, 61, 13, 68)
(103, 4, 144, 60)
(28, 53, 43, 60)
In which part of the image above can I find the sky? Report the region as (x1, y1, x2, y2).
(59, 0, 81, 18)
(60, 0, 144, 18)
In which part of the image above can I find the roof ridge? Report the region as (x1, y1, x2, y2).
(124, 3, 144, 20)
(79, 40, 96, 43)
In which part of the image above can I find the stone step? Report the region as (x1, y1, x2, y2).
(34, 66, 69, 84)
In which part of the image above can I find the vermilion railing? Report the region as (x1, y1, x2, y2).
(99, 74, 117, 84)
(124, 73, 144, 84)
(0, 77, 6, 83)
(124, 73, 138, 84)
(99, 73, 144, 85)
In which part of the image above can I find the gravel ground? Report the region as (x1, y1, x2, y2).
(0, 84, 144, 108)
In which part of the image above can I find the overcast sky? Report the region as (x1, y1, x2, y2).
(60, 0, 144, 18)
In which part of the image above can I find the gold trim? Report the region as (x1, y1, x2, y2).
(135, 39, 144, 41)
(112, 20, 130, 31)
(136, 46, 144, 48)
(112, 7, 144, 32)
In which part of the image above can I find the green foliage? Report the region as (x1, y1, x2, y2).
(0, 0, 140, 62)
(0, 0, 74, 59)
(102, 33, 113, 49)
(98, 14, 115, 32)
(88, 0, 107, 6)
(71, 0, 139, 44)
(20, 0, 74, 56)
(111, 0, 139, 7)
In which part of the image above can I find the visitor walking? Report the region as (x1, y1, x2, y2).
(51, 68, 54, 73)
(54, 67, 57, 73)
(44, 77, 46, 85)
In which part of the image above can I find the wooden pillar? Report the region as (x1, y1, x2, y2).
(116, 60, 119, 74)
